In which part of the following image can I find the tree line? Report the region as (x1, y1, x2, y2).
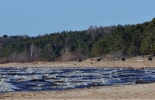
(0, 18, 155, 63)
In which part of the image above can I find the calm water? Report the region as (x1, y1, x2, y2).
(0, 67, 155, 93)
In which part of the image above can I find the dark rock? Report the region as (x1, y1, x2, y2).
(148, 57, 153, 61)
(121, 58, 125, 61)
(97, 58, 101, 61)
(135, 80, 144, 84)
(78, 59, 82, 62)
(135, 80, 154, 84)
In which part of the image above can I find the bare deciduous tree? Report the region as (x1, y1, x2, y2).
(30, 43, 39, 60)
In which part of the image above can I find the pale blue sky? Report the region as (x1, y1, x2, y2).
(0, 0, 155, 37)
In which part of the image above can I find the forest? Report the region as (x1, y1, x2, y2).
(0, 18, 155, 63)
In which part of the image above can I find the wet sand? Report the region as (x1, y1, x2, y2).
(1, 83, 155, 99)
(0, 57, 155, 99)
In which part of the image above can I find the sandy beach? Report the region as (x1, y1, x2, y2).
(0, 56, 154, 68)
(0, 56, 155, 99)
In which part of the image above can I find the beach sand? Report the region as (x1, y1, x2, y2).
(0, 56, 154, 68)
(0, 56, 155, 99)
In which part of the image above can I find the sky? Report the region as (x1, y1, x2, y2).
(0, 0, 155, 37)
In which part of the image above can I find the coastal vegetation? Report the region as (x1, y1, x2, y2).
(0, 18, 155, 63)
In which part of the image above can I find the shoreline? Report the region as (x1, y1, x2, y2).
(0, 58, 155, 69)
(1, 57, 155, 99)
(1, 83, 155, 99)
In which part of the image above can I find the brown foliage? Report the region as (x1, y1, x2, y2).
(0, 58, 9, 64)
(9, 52, 29, 63)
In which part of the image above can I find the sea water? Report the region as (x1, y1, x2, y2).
(0, 67, 155, 93)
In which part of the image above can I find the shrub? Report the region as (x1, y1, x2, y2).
(0, 58, 9, 64)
